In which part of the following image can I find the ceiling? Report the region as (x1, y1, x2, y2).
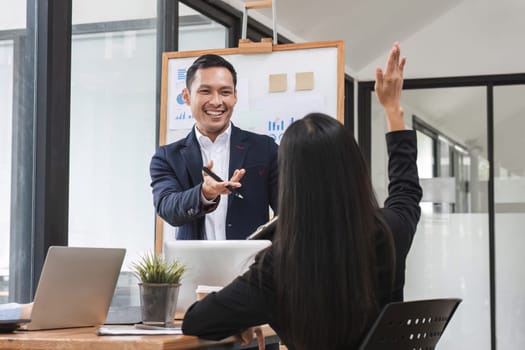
(224, 0, 525, 174)
(230, 0, 525, 80)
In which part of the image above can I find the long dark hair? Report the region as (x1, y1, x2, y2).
(273, 113, 385, 350)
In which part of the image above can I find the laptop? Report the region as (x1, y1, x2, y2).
(21, 246, 125, 330)
(163, 240, 271, 315)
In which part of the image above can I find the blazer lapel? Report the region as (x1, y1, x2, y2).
(181, 129, 203, 187)
(229, 125, 248, 207)
(229, 124, 249, 175)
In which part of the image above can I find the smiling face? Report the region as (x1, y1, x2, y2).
(182, 67, 237, 142)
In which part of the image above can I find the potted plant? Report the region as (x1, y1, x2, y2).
(131, 251, 186, 326)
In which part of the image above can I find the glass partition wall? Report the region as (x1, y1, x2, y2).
(367, 79, 525, 349)
(494, 85, 525, 349)
(371, 87, 490, 349)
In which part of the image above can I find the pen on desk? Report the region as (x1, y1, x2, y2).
(202, 166, 244, 199)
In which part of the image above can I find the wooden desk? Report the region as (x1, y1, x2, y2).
(0, 324, 279, 350)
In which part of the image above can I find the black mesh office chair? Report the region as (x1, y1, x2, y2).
(358, 298, 462, 350)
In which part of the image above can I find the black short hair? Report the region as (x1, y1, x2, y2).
(185, 54, 237, 89)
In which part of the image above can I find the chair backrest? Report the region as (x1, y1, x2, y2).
(358, 298, 462, 350)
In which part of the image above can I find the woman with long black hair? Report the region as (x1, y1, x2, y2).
(182, 42, 422, 350)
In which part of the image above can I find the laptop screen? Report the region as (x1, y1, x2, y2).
(163, 240, 271, 314)
(23, 246, 125, 330)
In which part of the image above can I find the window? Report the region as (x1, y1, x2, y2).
(413, 116, 472, 214)
(0, 2, 26, 303)
(68, 0, 229, 315)
(179, 3, 227, 50)
(69, 0, 157, 313)
(0, 39, 14, 303)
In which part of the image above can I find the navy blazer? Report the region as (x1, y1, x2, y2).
(150, 124, 278, 240)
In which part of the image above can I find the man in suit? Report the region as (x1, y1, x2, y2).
(150, 54, 278, 240)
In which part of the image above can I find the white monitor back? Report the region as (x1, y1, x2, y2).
(163, 240, 271, 314)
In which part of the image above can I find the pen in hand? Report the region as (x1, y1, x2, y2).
(202, 166, 244, 199)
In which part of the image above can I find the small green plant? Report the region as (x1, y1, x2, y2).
(131, 251, 186, 284)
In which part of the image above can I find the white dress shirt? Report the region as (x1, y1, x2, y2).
(195, 124, 231, 240)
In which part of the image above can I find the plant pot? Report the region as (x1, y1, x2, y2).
(138, 283, 180, 325)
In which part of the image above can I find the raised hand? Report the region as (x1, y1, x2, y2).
(374, 42, 406, 131)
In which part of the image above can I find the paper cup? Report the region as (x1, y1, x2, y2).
(195, 285, 223, 301)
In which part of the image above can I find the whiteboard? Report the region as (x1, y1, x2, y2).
(156, 41, 344, 251)
(160, 41, 344, 145)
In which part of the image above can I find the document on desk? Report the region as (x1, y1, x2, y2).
(98, 325, 183, 336)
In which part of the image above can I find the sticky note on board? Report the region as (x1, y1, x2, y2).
(296, 72, 314, 91)
(269, 74, 287, 92)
